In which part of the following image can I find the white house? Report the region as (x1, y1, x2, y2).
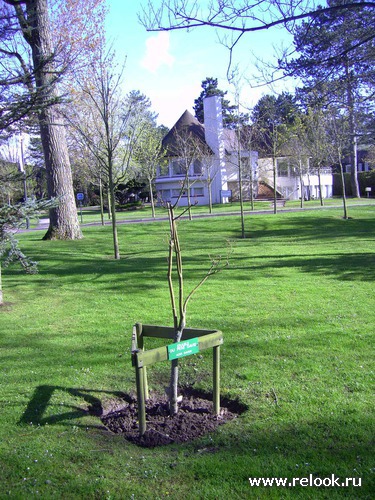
(155, 96, 258, 206)
(258, 157, 333, 201)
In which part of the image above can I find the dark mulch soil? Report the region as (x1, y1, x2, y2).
(101, 388, 246, 447)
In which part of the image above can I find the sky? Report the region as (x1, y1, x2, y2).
(105, 1, 295, 128)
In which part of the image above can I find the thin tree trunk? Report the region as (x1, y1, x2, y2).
(273, 156, 277, 214)
(238, 154, 245, 238)
(99, 175, 104, 226)
(167, 204, 182, 415)
(187, 180, 192, 220)
(317, 167, 324, 206)
(208, 177, 213, 214)
(108, 162, 120, 259)
(107, 190, 112, 219)
(339, 159, 349, 219)
(249, 159, 254, 211)
(149, 178, 155, 218)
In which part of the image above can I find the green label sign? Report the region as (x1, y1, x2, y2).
(167, 338, 200, 361)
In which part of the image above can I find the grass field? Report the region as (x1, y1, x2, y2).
(1, 205, 374, 498)
(71, 197, 375, 226)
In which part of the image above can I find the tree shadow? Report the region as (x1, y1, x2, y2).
(232, 251, 375, 282)
(18, 385, 132, 428)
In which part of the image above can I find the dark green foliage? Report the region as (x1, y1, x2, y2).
(0, 198, 55, 273)
(116, 201, 144, 211)
(286, 0, 375, 97)
(251, 92, 300, 156)
(333, 173, 352, 197)
(358, 170, 375, 196)
(333, 171, 375, 196)
(252, 92, 300, 128)
(193, 77, 248, 128)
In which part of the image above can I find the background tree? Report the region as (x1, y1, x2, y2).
(282, 116, 312, 207)
(0, 198, 55, 305)
(284, 0, 375, 198)
(201, 145, 219, 214)
(26, 135, 47, 199)
(325, 107, 351, 218)
(302, 105, 334, 206)
(193, 77, 241, 128)
(67, 48, 157, 258)
(0, 160, 23, 205)
(0, 136, 24, 204)
(133, 123, 166, 218)
(240, 125, 257, 211)
(224, 102, 249, 237)
(3, 0, 82, 239)
(67, 47, 129, 259)
(252, 92, 298, 212)
(1, 0, 106, 239)
(140, 1, 375, 79)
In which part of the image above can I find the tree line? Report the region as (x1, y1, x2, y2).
(0, 0, 374, 259)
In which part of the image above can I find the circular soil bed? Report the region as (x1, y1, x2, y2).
(101, 388, 246, 447)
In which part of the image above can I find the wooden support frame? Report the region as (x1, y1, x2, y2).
(131, 323, 223, 435)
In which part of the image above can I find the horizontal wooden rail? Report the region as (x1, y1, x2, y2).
(131, 323, 223, 435)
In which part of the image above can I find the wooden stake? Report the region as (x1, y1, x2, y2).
(213, 345, 220, 415)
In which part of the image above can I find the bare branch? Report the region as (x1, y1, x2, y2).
(141, 1, 375, 34)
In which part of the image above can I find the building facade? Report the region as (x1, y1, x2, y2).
(155, 96, 258, 206)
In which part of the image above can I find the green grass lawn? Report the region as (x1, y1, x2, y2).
(1, 206, 374, 498)
(69, 197, 375, 226)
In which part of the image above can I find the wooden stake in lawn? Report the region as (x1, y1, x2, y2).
(166, 198, 228, 415)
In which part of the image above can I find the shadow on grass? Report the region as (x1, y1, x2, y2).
(18, 385, 131, 428)
(233, 251, 375, 282)
(18, 385, 248, 427)
(7, 212, 375, 295)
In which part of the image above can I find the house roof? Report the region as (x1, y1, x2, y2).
(162, 110, 211, 157)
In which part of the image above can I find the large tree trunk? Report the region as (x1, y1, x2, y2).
(40, 105, 82, 240)
(21, 0, 82, 240)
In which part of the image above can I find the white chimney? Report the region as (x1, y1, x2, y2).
(203, 95, 224, 155)
(203, 95, 228, 202)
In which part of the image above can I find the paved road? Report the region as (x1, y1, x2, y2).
(29, 208, 291, 231)
(24, 202, 373, 232)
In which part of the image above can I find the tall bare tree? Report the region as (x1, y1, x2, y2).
(325, 107, 351, 219)
(67, 48, 129, 259)
(67, 50, 155, 258)
(252, 93, 296, 212)
(133, 123, 166, 218)
(2, 0, 85, 239)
